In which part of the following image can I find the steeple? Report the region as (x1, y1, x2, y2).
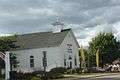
(51, 17, 64, 33)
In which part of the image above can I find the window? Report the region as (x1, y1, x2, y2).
(67, 44, 73, 53)
(74, 57, 77, 66)
(64, 59, 66, 66)
(42, 51, 47, 67)
(30, 55, 34, 68)
(69, 55, 72, 60)
(70, 61, 72, 68)
(43, 51, 47, 58)
(30, 55, 34, 58)
(67, 50, 72, 53)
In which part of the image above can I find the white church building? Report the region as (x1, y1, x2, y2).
(12, 21, 80, 72)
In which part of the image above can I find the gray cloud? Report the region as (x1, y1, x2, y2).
(0, 0, 120, 46)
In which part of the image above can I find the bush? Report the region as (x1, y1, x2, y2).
(76, 68, 82, 74)
(48, 67, 67, 79)
(16, 72, 33, 80)
(11, 71, 44, 80)
(31, 76, 41, 80)
(49, 67, 67, 74)
(66, 68, 82, 74)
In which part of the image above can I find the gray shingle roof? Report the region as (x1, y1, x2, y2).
(15, 29, 71, 50)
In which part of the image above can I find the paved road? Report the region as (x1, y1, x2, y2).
(53, 73, 120, 80)
(76, 73, 120, 80)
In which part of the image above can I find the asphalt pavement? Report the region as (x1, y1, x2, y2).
(53, 73, 120, 80)
(76, 73, 120, 80)
(79, 74, 120, 80)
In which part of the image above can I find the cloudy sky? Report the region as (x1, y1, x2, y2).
(0, 0, 120, 46)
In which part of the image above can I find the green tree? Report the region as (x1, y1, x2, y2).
(0, 35, 17, 52)
(10, 53, 19, 70)
(0, 35, 19, 73)
(79, 48, 88, 67)
(89, 32, 120, 67)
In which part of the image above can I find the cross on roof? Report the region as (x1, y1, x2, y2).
(51, 17, 64, 26)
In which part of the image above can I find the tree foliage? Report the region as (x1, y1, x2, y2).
(79, 48, 88, 67)
(0, 35, 19, 70)
(10, 53, 19, 70)
(0, 35, 17, 52)
(89, 32, 120, 67)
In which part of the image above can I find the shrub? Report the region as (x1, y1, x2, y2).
(49, 67, 67, 74)
(16, 72, 33, 80)
(66, 68, 82, 74)
(31, 76, 41, 80)
(48, 67, 67, 79)
(75, 68, 81, 74)
(11, 71, 44, 80)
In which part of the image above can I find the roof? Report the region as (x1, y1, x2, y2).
(15, 29, 71, 50)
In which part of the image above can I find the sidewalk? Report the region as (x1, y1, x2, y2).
(64, 72, 120, 78)
(53, 73, 120, 80)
